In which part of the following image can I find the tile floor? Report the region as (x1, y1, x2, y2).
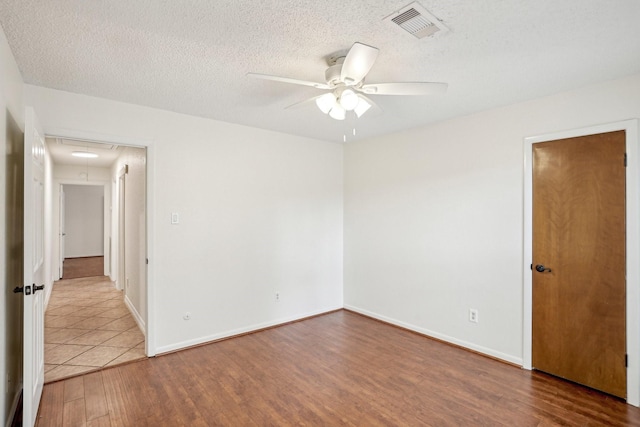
(44, 276, 146, 383)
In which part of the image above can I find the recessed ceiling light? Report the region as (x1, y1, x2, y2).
(71, 151, 98, 158)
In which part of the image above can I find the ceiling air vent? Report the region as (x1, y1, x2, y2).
(56, 137, 117, 151)
(384, 2, 449, 39)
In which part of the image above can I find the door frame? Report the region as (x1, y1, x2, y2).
(117, 166, 127, 292)
(55, 182, 110, 280)
(45, 127, 156, 357)
(523, 119, 640, 406)
(59, 185, 65, 279)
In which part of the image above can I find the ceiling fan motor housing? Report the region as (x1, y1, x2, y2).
(325, 64, 343, 87)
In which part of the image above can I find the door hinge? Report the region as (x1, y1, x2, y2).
(146, 258, 149, 265)
(626, 354, 628, 368)
(624, 153, 627, 167)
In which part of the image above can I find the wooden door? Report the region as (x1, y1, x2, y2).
(532, 130, 626, 397)
(23, 107, 46, 426)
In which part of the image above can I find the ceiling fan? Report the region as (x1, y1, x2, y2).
(248, 42, 447, 121)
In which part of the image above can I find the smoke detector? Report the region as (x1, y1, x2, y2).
(384, 2, 449, 39)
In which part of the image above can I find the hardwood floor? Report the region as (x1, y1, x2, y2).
(36, 310, 640, 426)
(62, 256, 105, 279)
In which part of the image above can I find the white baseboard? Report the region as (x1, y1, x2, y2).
(124, 295, 146, 335)
(155, 305, 342, 355)
(344, 304, 523, 366)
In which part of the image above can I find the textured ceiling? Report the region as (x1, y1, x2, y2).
(1, 0, 639, 143)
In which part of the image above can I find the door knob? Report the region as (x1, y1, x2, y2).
(13, 286, 24, 294)
(33, 284, 45, 293)
(535, 264, 552, 273)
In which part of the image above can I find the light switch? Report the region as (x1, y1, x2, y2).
(171, 213, 179, 224)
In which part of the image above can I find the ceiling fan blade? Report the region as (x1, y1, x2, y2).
(247, 73, 330, 89)
(340, 42, 379, 86)
(284, 95, 326, 110)
(360, 82, 448, 95)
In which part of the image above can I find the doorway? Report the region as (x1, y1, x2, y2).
(523, 119, 640, 406)
(60, 184, 105, 279)
(44, 137, 148, 382)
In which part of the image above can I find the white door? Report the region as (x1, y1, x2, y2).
(59, 185, 65, 278)
(23, 107, 46, 426)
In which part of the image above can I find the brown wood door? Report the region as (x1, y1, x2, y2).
(532, 130, 626, 398)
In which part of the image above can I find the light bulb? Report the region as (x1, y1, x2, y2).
(329, 104, 346, 120)
(339, 89, 359, 111)
(316, 93, 337, 114)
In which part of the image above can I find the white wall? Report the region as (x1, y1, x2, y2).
(344, 73, 640, 364)
(63, 185, 104, 258)
(54, 164, 111, 182)
(0, 22, 23, 427)
(111, 146, 147, 329)
(24, 84, 345, 354)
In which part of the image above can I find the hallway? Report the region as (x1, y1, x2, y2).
(44, 276, 145, 383)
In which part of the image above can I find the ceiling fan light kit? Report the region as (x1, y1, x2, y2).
(354, 98, 371, 118)
(315, 93, 336, 114)
(248, 38, 448, 122)
(329, 104, 346, 120)
(314, 88, 372, 120)
(339, 89, 359, 110)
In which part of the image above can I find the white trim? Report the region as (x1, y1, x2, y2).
(523, 119, 640, 407)
(155, 306, 342, 355)
(40, 127, 157, 357)
(145, 143, 156, 356)
(124, 294, 145, 335)
(45, 127, 154, 148)
(53, 180, 110, 280)
(43, 282, 52, 310)
(345, 305, 523, 366)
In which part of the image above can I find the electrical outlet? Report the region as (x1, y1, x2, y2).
(275, 292, 280, 302)
(469, 308, 479, 323)
(183, 312, 191, 320)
